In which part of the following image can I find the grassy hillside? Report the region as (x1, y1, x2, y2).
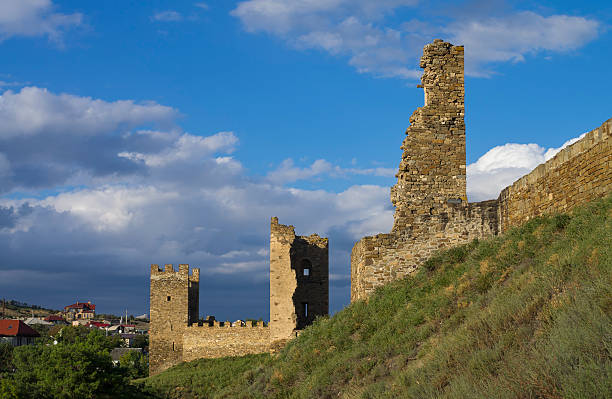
(140, 194, 612, 399)
(0, 300, 60, 319)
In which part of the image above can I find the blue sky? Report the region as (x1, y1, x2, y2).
(0, 0, 610, 320)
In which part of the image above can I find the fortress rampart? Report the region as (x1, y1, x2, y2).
(182, 322, 270, 363)
(498, 118, 611, 231)
(149, 39, 609, 376)
(351, 39, 611, 302)
(149, 219, 329, 375)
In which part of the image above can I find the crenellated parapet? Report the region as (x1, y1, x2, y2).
(150, 219, 328, 375)
(149, 263, 200, 375)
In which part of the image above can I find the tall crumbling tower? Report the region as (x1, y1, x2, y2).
(350, 39, 499, 302)
(269, 217, 328, 342)
(149, 264, 199, 375)
(390, 39, 466, 232)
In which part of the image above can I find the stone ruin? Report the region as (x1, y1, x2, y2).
(148, 38, 611, 375)
(350, 39, 611, 301)
(149, 218, 328, 375)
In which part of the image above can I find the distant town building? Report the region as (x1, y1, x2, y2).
(0, 320, 40, 346)
(63, 301, 96, 321)
(44, 315, 68, 325)
(24, 317, 53, 327)
(86, 321, 110, 329)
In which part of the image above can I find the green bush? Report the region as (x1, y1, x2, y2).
(0, 329, 141, 399)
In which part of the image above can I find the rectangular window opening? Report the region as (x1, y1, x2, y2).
(303, 268, 310, 276)
(303, 303, 309, 318)
(167, 296, 171, 301)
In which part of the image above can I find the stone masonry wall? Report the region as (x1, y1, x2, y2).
(351, 39, 611, 302)
(149, 264, 199, 375)
(390, 39, 466, 232)
(351, 201, 498, 301)
(150, 219, 328, 375)
(351, 39, 501, 301)
(270, 217, 328, 341)
(182, 322, 270, 362)
(269, 217, 297, 342)
(498, 118, 611, 231)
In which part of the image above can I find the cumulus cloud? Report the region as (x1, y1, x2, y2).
(0, 0, 82, 42)
(151, 10, 183, 22)
(0, 86, 396, 317)
(0, 87, 176, 139)
(448, 12, 601, 76)
(231, 1, 600, 79)
(467, 133, 587, 201)
(119, 131, 238, 167)
(0, 87, 181, 192)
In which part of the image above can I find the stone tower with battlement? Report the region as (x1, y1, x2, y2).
(149, 219, 328, 375)
(149, 264, 199, 375)
(270, 217, 329, 342)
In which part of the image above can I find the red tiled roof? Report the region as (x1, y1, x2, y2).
(0, 320, 41, 337)
(87, 321, 110, 328)
(64, 302, 96, 311)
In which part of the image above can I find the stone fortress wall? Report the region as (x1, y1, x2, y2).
(498, 118, 611, 231)
(351, 39, 611, 302)
(149, 219, 328, 375)
(351, 40, 500, 301)
(182, 321, 270, 363)
(150, 38, 610, 375)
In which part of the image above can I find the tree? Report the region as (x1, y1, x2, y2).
(131, 334, 148, 350)
(0, 342, 13, 373)
(120, 350, 148, 379)
(1, 329, 135, 399)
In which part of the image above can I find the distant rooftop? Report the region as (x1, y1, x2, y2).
(0, 320, 40, 337)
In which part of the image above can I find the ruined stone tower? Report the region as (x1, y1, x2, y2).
(149, 264, 199, 374)
(351, 39, 499, 301)
(270, 217, 329, 342)
(390, 39, 467, 231)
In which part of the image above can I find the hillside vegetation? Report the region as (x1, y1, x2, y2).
(140, 194, 612, 399)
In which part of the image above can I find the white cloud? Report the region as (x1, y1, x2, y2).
(232, 1, 600, 79)
(448, 12, 600, 76)
(118, 131, 238, 167)
(543, 132, 587, 161)
(232, 0, 421, 79)
(0, 0, 82, 42)
(40, 186, 177, 231)
(267, 159, 333, 184)
(194, 3, 209, 10)
(0, 87, 177, 139)
(232, 0, 418, 34)
(467, 133, 587, 201)
(152, 10, 183, 22)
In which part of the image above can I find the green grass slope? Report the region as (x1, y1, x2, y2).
(141, 195, 612, 399)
